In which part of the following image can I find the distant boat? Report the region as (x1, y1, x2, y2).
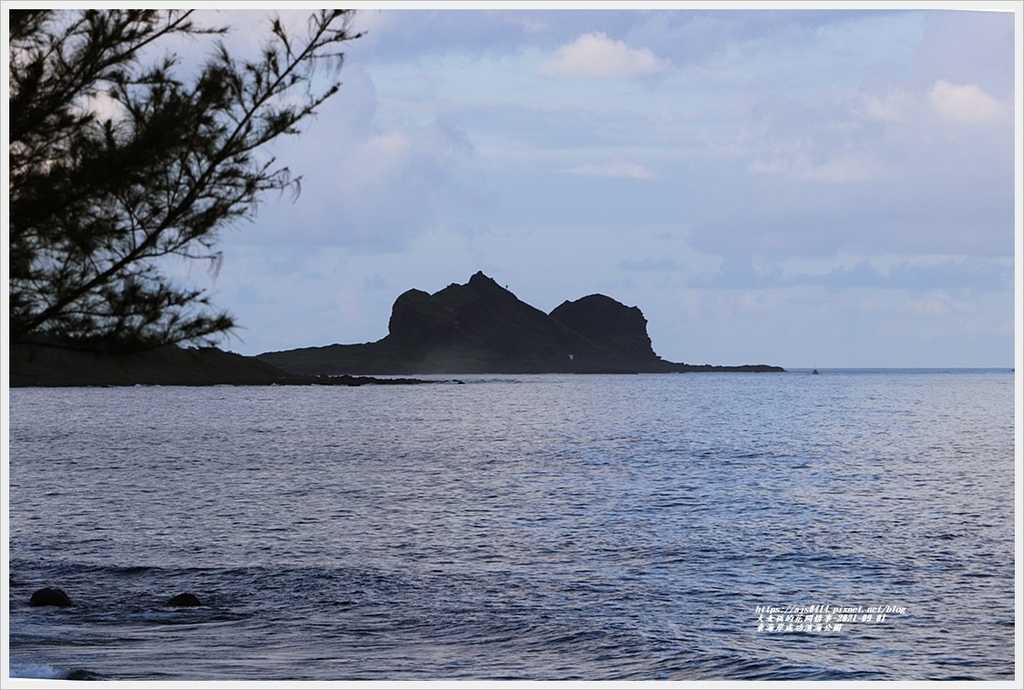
(811, 368, 820, 375)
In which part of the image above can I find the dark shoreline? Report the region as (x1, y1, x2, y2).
(9, 343, 784, 388)
(8, 343, 436, 388)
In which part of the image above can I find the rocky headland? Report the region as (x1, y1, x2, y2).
(9, 271, 783, 386)
(258, 271, 785, 376)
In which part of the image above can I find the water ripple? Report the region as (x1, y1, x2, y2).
(8, 371, 1015, 680)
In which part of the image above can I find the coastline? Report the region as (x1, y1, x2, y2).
(8, 343, 434, 388)
(8, 343, 785, 388)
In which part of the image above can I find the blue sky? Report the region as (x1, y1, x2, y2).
(180, 4, 1017, 368)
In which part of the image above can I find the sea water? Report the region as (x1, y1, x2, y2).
(5, 370, 1017, 681)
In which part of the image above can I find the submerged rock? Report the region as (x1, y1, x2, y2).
(165, 592, 203, 607)
(29, 587, 73, 607)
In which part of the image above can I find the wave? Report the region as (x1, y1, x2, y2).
(9, 662, 105, 681)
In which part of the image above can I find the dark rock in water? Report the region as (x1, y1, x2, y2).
(384, 272, 590, 371)
(29, 587, 73, 607)
(256, 270, 787, 375)
(166, 592, 203, 607)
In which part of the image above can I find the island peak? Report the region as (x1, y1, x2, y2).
(257, 273, 785, 375)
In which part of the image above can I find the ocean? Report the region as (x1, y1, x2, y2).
(5, 369, 1017, 682)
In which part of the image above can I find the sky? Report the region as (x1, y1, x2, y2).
(162, 3, 1017, 368)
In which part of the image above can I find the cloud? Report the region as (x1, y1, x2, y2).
(617, 257, 684, 272)
(542, 32, 670, 78)
(314, 119, 483, 250)
(78, 92, 125, 122)
(913, 11, 1014, 98)
(927, 79, 1007, 124)
(199, 8, 1014, 368)
(563, 161, 655, 180)
(749, 148, 883, 183)
(687, 256, 1013, 293)
(858, 89, 914, 122)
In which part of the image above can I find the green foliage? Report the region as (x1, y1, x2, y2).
(8, 9, 361, 350)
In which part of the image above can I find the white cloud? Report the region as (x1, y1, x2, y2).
(563, 161, 655, 180)
(750, 146, 883, 184)
(928, 79, 1006, 124)
(77, 92, 125, 122)
(542, 32, 670, 78)
(858, 89, 914, 122)
(205, 9, 1014, 367)
(349, 132, 415, 187)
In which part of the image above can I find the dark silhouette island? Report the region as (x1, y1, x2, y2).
(10, 271, 783, 386)
(258, 272, 785, 375)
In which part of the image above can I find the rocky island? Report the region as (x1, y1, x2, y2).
(258, 272, 785, 376)
(10, 271, 783, 386)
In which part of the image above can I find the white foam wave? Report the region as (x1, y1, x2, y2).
(9, 662, 69, 679)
